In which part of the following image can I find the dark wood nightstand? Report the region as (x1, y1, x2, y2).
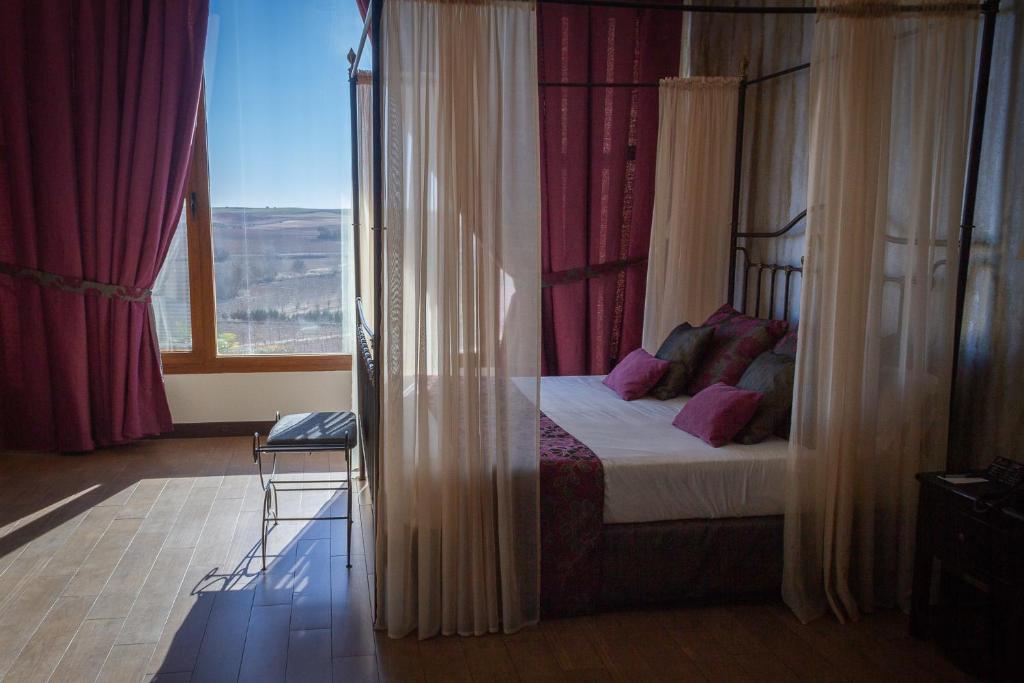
(911, 472, 1024, 681)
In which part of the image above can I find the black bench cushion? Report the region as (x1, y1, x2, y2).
(266, 412, 357, 447)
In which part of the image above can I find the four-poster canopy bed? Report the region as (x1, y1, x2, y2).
(347, 0, 1000, 618)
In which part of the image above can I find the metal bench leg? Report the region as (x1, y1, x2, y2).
(254, 424, 354, 573)
(346, 445, 353, 568)
(261, 486, 271, 571)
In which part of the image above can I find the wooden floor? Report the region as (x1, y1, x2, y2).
(0, 437, 975, 683)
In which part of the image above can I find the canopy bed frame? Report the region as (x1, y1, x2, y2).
(347, 0, 1000, 615)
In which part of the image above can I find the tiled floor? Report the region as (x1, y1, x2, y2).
(0, 437, 974, 682)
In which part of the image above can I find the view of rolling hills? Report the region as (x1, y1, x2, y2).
(153, 206, 354, 355)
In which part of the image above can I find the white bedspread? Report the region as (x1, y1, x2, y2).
(539, 375, 788, 525)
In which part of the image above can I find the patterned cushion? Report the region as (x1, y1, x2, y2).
(672, 383, 762, 448)
(685, 304, 788, 394)
(734, 351, 795, 444)
(266, 412, 357, 447)
(649, 323, 716, 400)
(773, 326, 798, 359)
(602, 348, 670, 401)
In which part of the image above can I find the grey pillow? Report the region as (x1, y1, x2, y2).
(649, 323, 715, 400)
(773, 327, 798, 359)
(733, 351, 795, 444)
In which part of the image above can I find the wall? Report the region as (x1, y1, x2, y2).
(164, 371, 352, 424)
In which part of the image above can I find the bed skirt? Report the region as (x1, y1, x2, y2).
(598, 514, 783, 610)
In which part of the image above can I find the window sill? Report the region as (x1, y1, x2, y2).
(162, 353, 352, 374)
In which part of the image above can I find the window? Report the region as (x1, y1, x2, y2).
(153, 0, 363, 373)
(152, 205, 192, 352)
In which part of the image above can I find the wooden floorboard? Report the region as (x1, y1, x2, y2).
(0, 436, 977, 682)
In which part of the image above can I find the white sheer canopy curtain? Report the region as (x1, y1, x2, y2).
(356, 72, 373, 323)
(642, 78, 739, 351)
(375, 0, 541, 638)
(352, 73, 373, 464)
(784, 0, 978, 623)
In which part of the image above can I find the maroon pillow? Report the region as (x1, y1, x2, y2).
(603, 348, 669, 401)
(686, 304, 788, 394)
(672, 382, 762, 447)
(703, 303, 744, 327)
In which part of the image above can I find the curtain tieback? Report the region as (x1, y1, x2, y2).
(542, 256, 648, 289)
(0, 261, 153, 303)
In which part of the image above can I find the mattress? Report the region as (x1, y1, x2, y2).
(539, 375, 788, 525)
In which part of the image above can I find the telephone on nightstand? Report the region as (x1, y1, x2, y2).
(974, 456, 1024, 513)
(986, 456, 1024, 488)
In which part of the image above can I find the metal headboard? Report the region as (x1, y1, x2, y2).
(733, 246, 803, 322)
(727, 65, 809, 324)
(354, 297, 377, 494)
(733, 230, 951, 328)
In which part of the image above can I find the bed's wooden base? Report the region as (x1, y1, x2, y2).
(598, 514, 783, 610)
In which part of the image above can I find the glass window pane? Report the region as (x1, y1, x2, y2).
(205, 0, 358, 356)
(152, 205, 192, 352)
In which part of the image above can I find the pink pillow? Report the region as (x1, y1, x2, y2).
(672, 382, 762, 447)
(603, 348, 670, 401)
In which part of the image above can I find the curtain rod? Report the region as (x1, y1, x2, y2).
(539, 0, 814, 13)
(538, 61, 808, 89)
(348, 0, 993, 74)
(538, 81, 659, 87)
(536, 0, 988, 15)
(746, 62, 809, 86)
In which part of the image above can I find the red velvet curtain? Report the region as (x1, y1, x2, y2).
(539, 2, 681, 376)
(0, 0, 208, 451)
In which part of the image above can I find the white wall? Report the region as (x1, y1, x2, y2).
(165, 371, 352, 424)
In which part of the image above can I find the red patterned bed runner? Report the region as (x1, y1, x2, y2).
(540, 412, 604, 617)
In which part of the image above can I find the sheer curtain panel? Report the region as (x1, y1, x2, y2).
(356, 71, 374, 322)
(642, 77, 739, 351)
(784, 0, 978, 623)
(375, 0, 541, 638)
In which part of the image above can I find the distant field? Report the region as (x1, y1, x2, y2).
(213, 207, 353, 355)
(153, 207, 354, 355)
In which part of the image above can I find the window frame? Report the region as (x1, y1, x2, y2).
(161, 86, 352, 375)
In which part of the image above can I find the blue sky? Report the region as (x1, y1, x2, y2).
(205, 0, 367, 209)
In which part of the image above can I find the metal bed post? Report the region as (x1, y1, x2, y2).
(727, 73, 747, 309)
(948, 0, 1001, 455)
(345, 0, 381, 508)
(347, 52, 366, 482)
(727, 61, 811, 313)
(348, 55, 362, 330)
(370, 0, 384, 500)
(583, 3, 595, 371)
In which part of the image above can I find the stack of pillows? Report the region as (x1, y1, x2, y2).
(602, 304, 798, 448)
